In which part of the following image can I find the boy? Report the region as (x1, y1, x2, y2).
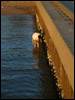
(32, 32, 42, 48)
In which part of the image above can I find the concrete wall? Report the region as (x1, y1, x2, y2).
(52, 1, 74, 22)
(34, 1, 74, 99)
(1, 1, 36, 15)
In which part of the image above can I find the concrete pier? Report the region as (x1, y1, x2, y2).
(34, 1, 74, 99)
(1, 1, 74, 99)
(41, 1, 74, 56)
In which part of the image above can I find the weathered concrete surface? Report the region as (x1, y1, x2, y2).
(58, 1, 74, 14)
(52, 1, 74, 21)
(1, 1, 36, 15)
(34, 1, 74, 99)
(41, 1, 74, 56)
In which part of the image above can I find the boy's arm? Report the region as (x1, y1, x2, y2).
(40, 38, 42, 42)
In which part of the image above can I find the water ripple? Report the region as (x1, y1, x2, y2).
(1, 15, 58, 99)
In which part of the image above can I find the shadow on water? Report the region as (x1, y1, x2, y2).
(32, 41, 59, 99)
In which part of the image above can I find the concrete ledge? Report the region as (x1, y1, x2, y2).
(1, 1, 36, 15)
(34, 1, 74, 99)
(52, 1, 74, 22)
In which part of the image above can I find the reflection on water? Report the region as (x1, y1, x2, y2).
(1, 15, 58, 99)
(33, 43, 58, 99)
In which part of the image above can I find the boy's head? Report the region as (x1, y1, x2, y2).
(38, 35, 41, 39)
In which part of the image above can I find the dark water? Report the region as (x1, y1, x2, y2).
(1, 15, 58, 99)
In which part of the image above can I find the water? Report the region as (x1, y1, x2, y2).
(1, 15, 58, 99)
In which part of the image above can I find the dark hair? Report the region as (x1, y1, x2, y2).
(38, 35, 41, 39)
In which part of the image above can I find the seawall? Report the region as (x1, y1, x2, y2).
(1, 1, 36, 15)
(34, 1, 74, 99)
(1, 1, 74, 99)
